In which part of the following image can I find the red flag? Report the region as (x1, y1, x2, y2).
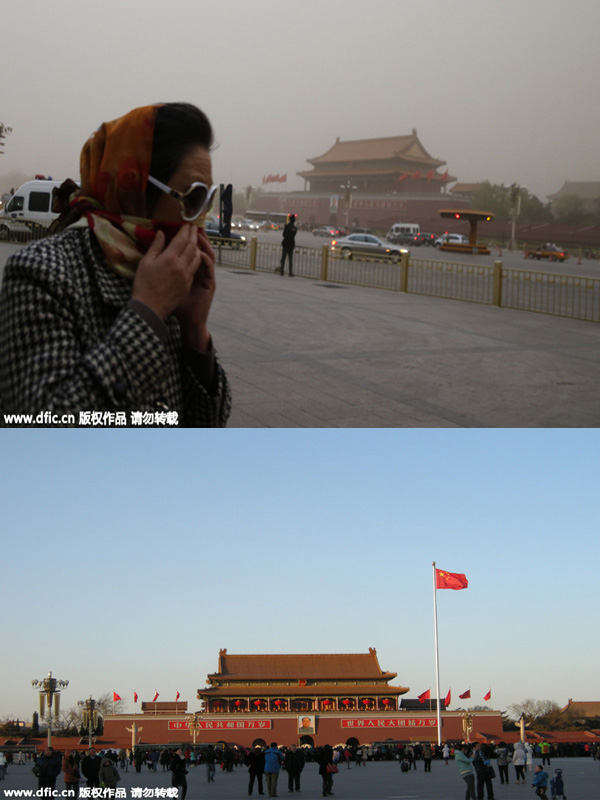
(441, 170, 449, 182)
(418, 689, 431, 704)
(426, 169, 434, 181)
(445, 689, 451, 708)
(398, 173, 408, 182)
(153, 691, 159, 702)
(175, 691, 180, 701)
(436, 569, 468, 590)
(133, 691, 138, 703)
(459, 689, 471, 699)
(112, 692, 121, 702)
(279, 174, 287, 183)
(411, 171, 421, 180)
(484, 689, 491, 702)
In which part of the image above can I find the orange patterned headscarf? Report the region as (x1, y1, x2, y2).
(79, 104, 161, 217)
(71, 103, 203, 280)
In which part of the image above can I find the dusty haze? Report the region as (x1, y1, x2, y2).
(1, 0, 598, 202)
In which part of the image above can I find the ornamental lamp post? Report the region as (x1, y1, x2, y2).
(461, 710, 474, 743)
(187, 713, 201, 746)
(340, 180, 357, 231)
(77, 696, 98, 749)
(31, 671, 69, 747)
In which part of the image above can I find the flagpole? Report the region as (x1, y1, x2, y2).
(432, 561, 442, 746)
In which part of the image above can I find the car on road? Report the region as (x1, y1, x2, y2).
(524, 244, 569, 262)
(331, 233, 409, 262)
(312, 225, 340, 237)
(205, 221, 247, 248)
(412, 232, 436, 246)
(435, 233, 468, 247)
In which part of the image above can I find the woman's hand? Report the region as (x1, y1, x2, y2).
(132, 224, 203, 322)
(173, 226, 216, 352)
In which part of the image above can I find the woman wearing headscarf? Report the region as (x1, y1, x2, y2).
(0, 103, 230, 426)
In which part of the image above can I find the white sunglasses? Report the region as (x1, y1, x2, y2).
(147, 174, 218, 221)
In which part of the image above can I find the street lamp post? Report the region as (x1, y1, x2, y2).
(78, 696, 98, 749)
(31, 672, 69, 747)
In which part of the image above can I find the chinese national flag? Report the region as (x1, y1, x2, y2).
(175, 691, 180, 701)
(426, 169, 434, 181)
(411, 171, 421, 180)
(484, 689, 491, 702)
(398, 173, 408, 182)
(445, 689, 451, 708)
(436, 569, 468, 590)
(441, 170, 449, 181)
(112, 692, 121, 702)
(133, 691, 138, 703)
(153, 691, 159, 702)
(459, 689, 471, 699)
(418, 689, 431, 704)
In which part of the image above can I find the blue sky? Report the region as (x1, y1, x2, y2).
(1, 429, 597, 724)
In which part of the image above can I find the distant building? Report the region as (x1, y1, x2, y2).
(297, 130, 454, 195)
(548, 181, 600, 213)
(103, 648, 505, 748)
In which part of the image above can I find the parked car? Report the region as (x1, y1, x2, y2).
(524, 244, 569, 262)
(435, 233, 468, 247)
(205, 221, 247, 248)
(331, 233, 408, 262)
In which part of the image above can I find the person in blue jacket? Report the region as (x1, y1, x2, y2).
(264, 742, 284, 798)
(532, 764, 549, 799)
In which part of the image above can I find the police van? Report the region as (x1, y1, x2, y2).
(0, 177, 64, 240)
(386, 222, 420, 244)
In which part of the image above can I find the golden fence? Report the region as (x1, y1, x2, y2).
(3, 224, 598, 323)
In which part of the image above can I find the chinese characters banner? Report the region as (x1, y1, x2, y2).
(168, 720, 271, 731)
(341, 718, 437, 728)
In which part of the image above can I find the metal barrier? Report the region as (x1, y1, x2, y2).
(501, 268, 600, 322)
(409, 258, 494, 305)
(4, 223, 599, 323)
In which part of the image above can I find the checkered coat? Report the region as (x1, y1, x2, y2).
(0, 229, 231, 426)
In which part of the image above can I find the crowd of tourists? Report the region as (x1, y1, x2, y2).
(0, 738, 599, 798)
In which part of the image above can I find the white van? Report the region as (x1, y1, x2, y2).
(0, 178, 63, 239)
(386, 222, 420, 244)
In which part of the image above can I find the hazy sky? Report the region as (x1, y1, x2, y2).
(1, 429, 597, 723)
(1, 0, 599, 202)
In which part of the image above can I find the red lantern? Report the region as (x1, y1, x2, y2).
(382, 698, 390, 706)
(323, 699, 330, 706)
(235, 700, 241, 706)
(274, 700, 281, 707)
(254, 700, 261, 707)
(342, 699, 350, 706)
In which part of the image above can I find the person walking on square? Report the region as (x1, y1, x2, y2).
(284, 743, 305, 792)
(317, 745, 335, 797)
(540, 740, 551, 767)
(278, 214, 297, 276)
(422, 741, 433, 772)
(205, 744, 216, 783)
(264, 742, 284, 797)
(494, 742, 510, 784)
(532, 764, 549, 799)
(98, 756, 120, 790)
(81, 747, 102, 789)
(455, 744, 476, 800)
(246, 746, 265, 796)
(513, 741, 527, 784)
(35, 747, 62, 792)
(62, 751, 80, 795)
(170, 749, 188, 800)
